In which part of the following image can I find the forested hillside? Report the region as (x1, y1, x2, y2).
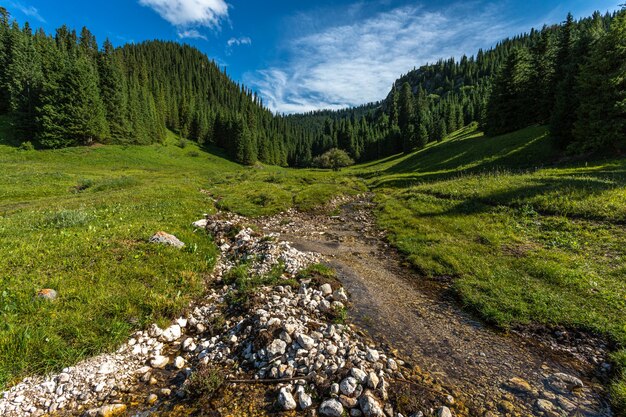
(0, 7, 319, 166)
(290, 9, 625, 162)
(1, 7, 624, 167)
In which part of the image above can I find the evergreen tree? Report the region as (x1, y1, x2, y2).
(551, 13, 578, 148)
(98, 39, 128, 141)
(573, 10, 626, 153)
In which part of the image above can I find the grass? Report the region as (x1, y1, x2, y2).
(351, 124, 626, 410)
(0, 127, 359, 389)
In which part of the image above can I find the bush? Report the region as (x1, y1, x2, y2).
(312, 148, 354, 171)
(177, 138, 188, 148)
(18, 141, 35, 151)
(185, 364, 224, 398)
(41, 209, 92, 229)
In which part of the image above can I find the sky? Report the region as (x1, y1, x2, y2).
(3, 0, 623, 114)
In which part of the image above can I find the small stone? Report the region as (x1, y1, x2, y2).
(192, 219, 208, 229)
(366, 348, 379, 363)
(359, 393, 384, 417)
(340, 377, 358, 396)
(333, 288, 348, 302)
(506, 377, 532, 393)
(36, 288, 57, 301)
(174, 356, 185, 369)
(149, 231, 185, 248)
(96, 404, 127, 417)
(330, 383, 340, 395)
(549, 373, 584, 392)
(352, 368, 367, 383)
(150, 355, 169, 369)
(319, 398, 344, 417)
(267, 339, 287, 356)
(438, 406, 452, 417)
(148, 324, 163, 338)
(146, 394, 158, 405)
(278, 387, 297, 411)
(298, 392, 313, 410)
(297, 333, 316, 350)
(367, 372, 379, 389)
(160, 325, 182, 342)
(536, 399, 555, 413)
(182, 338, 197, 352)
(320, 284, 333, 296)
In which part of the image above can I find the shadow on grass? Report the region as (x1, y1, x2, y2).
(407, 173, 626, 223)
(362, 125, 559, 186)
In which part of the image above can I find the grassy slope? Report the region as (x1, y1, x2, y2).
(0, 125, 363, 388)
(351, 123, 626, 409)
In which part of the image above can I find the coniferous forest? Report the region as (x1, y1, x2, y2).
(0, 7, 625, 166)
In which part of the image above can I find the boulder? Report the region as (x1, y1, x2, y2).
(149, 231, 185, 248)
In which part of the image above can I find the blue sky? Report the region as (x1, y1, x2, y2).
(3, 0, 623, 113)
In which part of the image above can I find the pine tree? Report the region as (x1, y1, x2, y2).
(98, 39, 128, 141)
(573, 10, 626, 153)
(398, 82, 415, 152)
(551, 13, 578, 148)
(485, 47, 533, 136)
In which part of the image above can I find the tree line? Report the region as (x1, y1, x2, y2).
(1, 7, 623, 167)
(0, 7, 320, 166)
(290, 8, 625, 161)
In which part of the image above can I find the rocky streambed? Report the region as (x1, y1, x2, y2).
(0, 195, 615, 417)
(0, 208, 454, 417)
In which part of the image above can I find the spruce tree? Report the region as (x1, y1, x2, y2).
(573, 10, 626, 153)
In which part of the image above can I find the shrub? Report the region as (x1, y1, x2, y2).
(18, 141, 35, 151)
(177, 138, 188, 148)
(187, 150, 200, 157)
(185, 364, 224, 398)
(42, 209, 92, 229)
(312, 148, 354, 171)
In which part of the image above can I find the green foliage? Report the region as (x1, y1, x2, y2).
(18, 140, 33, 151)
(573, 10, 626, 153)
(185, 365, 224, 399)
(312, 148, 354, 171)
(0, 138, 230, 388)
(353, 125, 626, 412)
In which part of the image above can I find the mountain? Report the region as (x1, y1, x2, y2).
(289, 9, 624, 162)
(0, 7, 318, 166)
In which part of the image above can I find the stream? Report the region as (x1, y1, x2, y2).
(257, 195, 613, 417)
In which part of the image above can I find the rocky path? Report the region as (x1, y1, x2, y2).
(256, 194, 614, 417)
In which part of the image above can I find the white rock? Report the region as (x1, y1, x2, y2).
(352, 368, 368, 383)
(319, 399, 344, 417)
(367, 372, 379, 389)
(366, 348, 379, 362)
(320, 284, 333, 296)
(192, 219, 208, 229)
(296, 333, 316, 350)
(298, 392, 313, 410)
(359, 393, 384, 417)
(148, 324, 163, 338)
(150, 356, 169, 369)
(278, 387, 297, 411)
(438, 406, 452, 417)
(160, 325, 182, 342)
(267, 339, 287, 356)
(340, 377, 358, 396)
(174, 356, 185, 369)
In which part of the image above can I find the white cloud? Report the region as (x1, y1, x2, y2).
(227, 36, 252, 47)
(138, 0, 228, 28)
(6, 1, 45, 22)
(178, 29, 207, 40)
(245, 2, 523, 114)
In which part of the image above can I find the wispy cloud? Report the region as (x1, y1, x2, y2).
(227, 36, 252, 47)
(138, 0, 228, 30)
(6, 0, 45, 23)
(246, 2, 523, 114)
(178, 29, 208, 40)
